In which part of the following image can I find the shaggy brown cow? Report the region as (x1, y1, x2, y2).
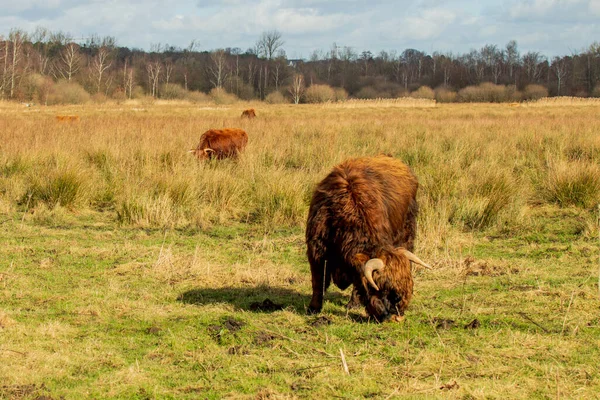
(189, 128, 248, 160)
(306, 155, 430, 322)
(241, 109, 256, 119)
(55, 115, 80, 122)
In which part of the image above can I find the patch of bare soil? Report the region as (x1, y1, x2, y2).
(309, 316, 332, 327)
(464, 319, 481, 329)
(208, 316, 245, 342)
(249, 298, 284, 312)
(432, 318, 455, 329)
(0, 384, 58, 400)
(254, 331, 277, 346)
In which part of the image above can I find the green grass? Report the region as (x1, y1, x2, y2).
(0, 101, 599, 398)
(1, 205, 598, 399)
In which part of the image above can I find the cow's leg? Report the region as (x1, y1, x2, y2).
(307, 255, 330, 314)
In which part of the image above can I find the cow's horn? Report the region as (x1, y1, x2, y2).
(398, 248, 432, 270)
(363, 258, 385, 291)
(188, 149, 195, 153)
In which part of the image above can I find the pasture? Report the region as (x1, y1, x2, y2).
(0, 99, 599, 399)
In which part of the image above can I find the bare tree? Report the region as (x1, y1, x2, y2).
(89, 47, 113, 93)
(256, 30, 284, 60)
(164, 61, 174, 86)
(523, 51, 545, 83)
(506, 40, 519, 81)
(7, 29, 28, 98)
(56, 43, 81, 82)
(209, 50, 228, 88)
(552, 57, 569, 95)
(147, 60, 161, 97)
(0, 36, 8, 98)
(288, 74, 304, 104)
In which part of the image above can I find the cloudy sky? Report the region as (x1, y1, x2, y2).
(1, 0, 598, 58)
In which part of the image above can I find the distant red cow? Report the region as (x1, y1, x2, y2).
(189, 128, 248, 160)
(55, 115, 80, 122)
(241, 109, 256, 119)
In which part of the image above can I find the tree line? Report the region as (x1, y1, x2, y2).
(1, 27, 599, 104)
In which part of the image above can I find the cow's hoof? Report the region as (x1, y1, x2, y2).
(307, 305, 322, 315)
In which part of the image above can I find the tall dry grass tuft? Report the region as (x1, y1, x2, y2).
(543, 159, 600, 208)
(22, 167, 88, 210)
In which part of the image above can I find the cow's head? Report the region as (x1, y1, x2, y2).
(355, 248, 431, 322)
(189, 148, 215, 160)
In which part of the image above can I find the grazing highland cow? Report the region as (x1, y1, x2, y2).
(241, 108, 256, 119)
(306, 155, 430, 322)
(189, 128, 248, 160)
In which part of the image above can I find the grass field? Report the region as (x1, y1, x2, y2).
(1, 99, 599, 399)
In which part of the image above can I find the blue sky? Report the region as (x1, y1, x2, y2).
(0, 0, 598, 58)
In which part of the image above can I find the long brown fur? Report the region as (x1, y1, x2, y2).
(306, 155, 419, 321)
(190, 128, 248, 160)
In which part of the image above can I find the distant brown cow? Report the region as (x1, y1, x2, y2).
(189, 128, 248, 160)
(306, 155, 431, 322)
(55, 115, 80, 122)
(241, 109, 256, 119)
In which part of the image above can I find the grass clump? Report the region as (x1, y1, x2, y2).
(22, 168, 87, 210)
(543, 160, 600, 208)
(451, 169, 520, 230)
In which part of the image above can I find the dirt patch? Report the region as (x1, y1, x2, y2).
(462, 256, 518, 277)
(0, 384, 52, 399)
(433, 318, 455, 330)
(254, 331, 277, 346)
(310, 316, 332, 327)
(208, 317, 245, 341)
(145, 326, 162, 335)
(440, 380, 459, 390)
(464, 319, 481, 329)
(228, 345, 249, 355)
(249, 298, 284, 312)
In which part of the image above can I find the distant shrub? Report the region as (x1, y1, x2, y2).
(592, 86, 600, 98)
(304, 84, 335, 103)
(522, 84, 548, 101)
(111, 88, 127, 103)
(458, 83, 511, 103)
(505, 85, 522, 102)
(46, 80, 90, 105)
(186, 90, 211, 103)
(91, 92, 108, 104)
(265, 91, 288, 104)
(334, 87, 349, 101)
(131, 86, 146, 99)
(161, 83, 188, 100)
(410, 86, 435, 100)
(24, 73, 53, 104)
(355, 86, 379, 99)
(210, 88, 238, 104)
(435, 86, 457, 103)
